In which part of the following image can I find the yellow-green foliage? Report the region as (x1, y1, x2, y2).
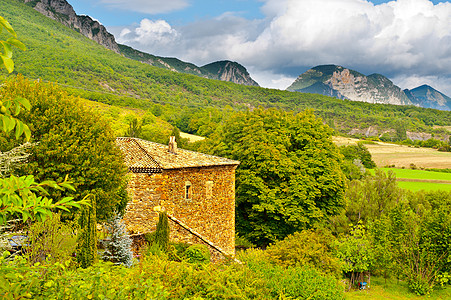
(24, 213, 77, 266)
(183, 244, 210, 264)
(78, 97, 173, 141)
(238, 248, 345, 300)
(0, 76, 128, 221)
(265, 229, 342, 277)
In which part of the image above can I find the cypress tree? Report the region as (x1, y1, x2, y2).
(77, 196, 97, 268)
(154, 211, 170, 251)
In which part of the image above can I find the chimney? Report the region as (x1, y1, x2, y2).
(168, 136, 177, 154)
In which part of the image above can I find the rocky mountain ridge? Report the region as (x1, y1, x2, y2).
(288, 65, 451, 111)
(119, 45, 259, 86)
(404, 85, 451, 111)
(24, 0, 120, 53)
(24, 0, 259, 86)
(287, 65, 413, 106)
(201, 61, 259, 87)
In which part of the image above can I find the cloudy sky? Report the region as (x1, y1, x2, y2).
(71, 0, 451, 95)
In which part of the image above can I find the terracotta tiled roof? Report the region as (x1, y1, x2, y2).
(116, 137, 239, 172)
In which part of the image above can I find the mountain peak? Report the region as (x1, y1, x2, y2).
(201, 61, 259, 87)
(404, 85, 451, 110)
(287, 65, 411, 106)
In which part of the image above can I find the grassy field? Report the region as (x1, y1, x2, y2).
(346, 277, 451, 300)
(368, 168, 451, 192)
(333, 136, 451, 169)
(378, 168, 451, 181)
(397, 181, 451, 192)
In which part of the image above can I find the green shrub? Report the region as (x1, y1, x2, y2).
(0, 254, 168, 299)
(239, 249, 345, 300)
(235, 233, 256, 249)
(24, 213, 77, 265)
(183, 244, 210, 264)
(76, 197, 97, 268)
(167, 242, 190, 262)
(408, 275, 434, 296)
(139, 254, 267, 299)
(265, 229, 342, 277)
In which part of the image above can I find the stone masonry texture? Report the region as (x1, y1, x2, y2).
(117, 138, 238, 258)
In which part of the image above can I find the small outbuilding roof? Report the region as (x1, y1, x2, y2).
(116, 137, 239, 173)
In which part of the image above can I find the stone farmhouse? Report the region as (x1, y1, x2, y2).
(116, 137, 239, 259)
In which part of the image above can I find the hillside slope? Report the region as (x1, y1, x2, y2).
(23, 0, 119, 53)
(23, 0, 259, 86)
(1, 0, 450, 140)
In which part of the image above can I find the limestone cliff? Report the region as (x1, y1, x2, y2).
(24, 0, 120, 53)
(201, 61, 259, 87)
(287, 65, 412, 106)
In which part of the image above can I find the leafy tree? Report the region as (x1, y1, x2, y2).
(24, 212, 78, 265)
(339, 142, 376, 169)
(0, 76, 128, 221)
(125, 117, 142, 138)
(344, 169, 402, 226)
(336, 221, 375, 289)
(203, 108, 346, 246)
(265, 229, 342, 277)
(368, 191, 451, 295)
(0, 16, 88, 225)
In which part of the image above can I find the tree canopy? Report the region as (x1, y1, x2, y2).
(202, 108, 346, 246)
(0, 76, 128, 221)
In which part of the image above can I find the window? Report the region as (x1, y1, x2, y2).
(185, 181, 192, 200)
(206, 181, 213, 199)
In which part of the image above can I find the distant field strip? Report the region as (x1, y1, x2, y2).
(397, 181, 451, 192)
(371, 168, 451, 191)
(379, 168, 451, 181)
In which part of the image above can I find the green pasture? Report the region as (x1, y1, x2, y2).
(369, 168, 451, 192)
(346, 276, 451, 300)
(397, 181, 451, 192)
(377, 168, 451, 181)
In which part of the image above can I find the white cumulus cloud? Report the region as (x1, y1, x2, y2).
(118, 19, 179, 53)
(100, 0, 189, 14)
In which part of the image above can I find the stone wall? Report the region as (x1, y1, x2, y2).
(123, 165, 236, 256)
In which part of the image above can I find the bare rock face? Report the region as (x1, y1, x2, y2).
(24, 0, 120, 53)
(201, 61, 259, 87)
(287, 65, 412, 106)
